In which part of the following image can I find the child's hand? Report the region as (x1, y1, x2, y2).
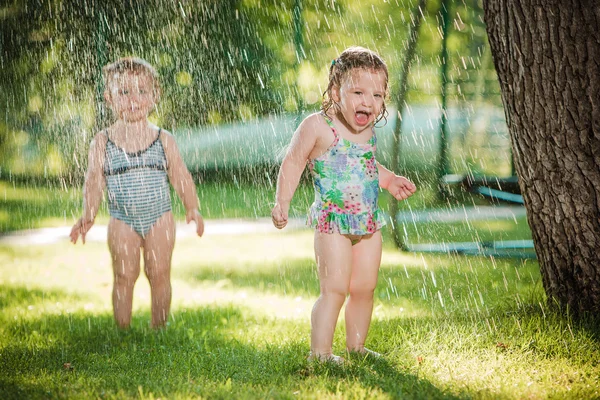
(70, 218, 94, 244)
(387, 176, 417, 201)
(186, 209, 204, 237)
(271, 203, 289, 229)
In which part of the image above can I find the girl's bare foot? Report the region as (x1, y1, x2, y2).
(347, 347, 382, 358)
(308, 351, 345, 365)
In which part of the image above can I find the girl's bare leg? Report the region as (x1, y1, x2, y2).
(143, 211, 175, 329)
(311, 231, 353, 359)
(107, 217, 142, 329)
(345, 230, 382, 352)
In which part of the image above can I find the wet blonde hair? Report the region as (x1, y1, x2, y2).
(321, 46, 389, 124)
(102, 57, 161, 99)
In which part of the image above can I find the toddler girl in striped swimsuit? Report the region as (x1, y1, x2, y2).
(70, 57, 204, 329)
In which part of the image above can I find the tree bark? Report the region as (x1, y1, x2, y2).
(483, 0, 600, 315)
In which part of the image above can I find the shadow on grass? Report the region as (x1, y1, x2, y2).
(0, 285, 460, 400)
(0, 285, 91, 312)
(307, 354, 463, 399)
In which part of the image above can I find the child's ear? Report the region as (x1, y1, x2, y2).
(153, 86, 161, 104)
(331, 85, 341, 102)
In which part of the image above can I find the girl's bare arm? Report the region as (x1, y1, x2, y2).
(83, 134, 107, 223)
(161, 131, 204, 236)
(272, 115, 320, 228)
(376, 162, 396, 190)
(70, 133, 107, 244)
(377, 162, 416, 201)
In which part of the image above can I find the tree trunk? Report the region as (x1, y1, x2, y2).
(483, 0, 600, 315)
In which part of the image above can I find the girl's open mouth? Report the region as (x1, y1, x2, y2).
(354, 111, 370, 126)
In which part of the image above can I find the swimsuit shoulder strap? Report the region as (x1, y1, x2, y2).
(102, 129, 114, 153)
(155, 127, 169, 169)
(154, 128, 166, 153)
(319, 112, 339, 140)
(146, 128, 162, 150)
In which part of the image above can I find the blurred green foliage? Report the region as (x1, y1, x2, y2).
(0, 0, 502, 181)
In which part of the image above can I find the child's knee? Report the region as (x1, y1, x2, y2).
(145, 265, 170, 285)
(321, 287, 348, 303)
(113, 265, 140, 284)
(348, 286, 375, 300)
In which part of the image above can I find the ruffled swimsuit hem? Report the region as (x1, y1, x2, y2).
(307, 207, 387, 235)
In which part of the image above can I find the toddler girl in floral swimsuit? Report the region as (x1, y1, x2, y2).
(272, 47, 416, 363)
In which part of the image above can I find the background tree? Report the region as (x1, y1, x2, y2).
(483, 0, 600, 315)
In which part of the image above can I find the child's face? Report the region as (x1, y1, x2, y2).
(105, 71, 156, 123)
(332, 69, 387, 134)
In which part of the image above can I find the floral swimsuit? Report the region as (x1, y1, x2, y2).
(307, 113, 386, 235)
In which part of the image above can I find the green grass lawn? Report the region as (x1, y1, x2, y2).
(1, 227, 599, 399)
(2, 179, 598, 399)
(0, 179, 302, 232)
(0, 178, 527, 236)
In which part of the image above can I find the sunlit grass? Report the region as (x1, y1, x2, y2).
(1, 228, 599, 399)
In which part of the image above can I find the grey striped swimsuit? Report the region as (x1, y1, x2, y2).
(103, 129, 171, 237)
